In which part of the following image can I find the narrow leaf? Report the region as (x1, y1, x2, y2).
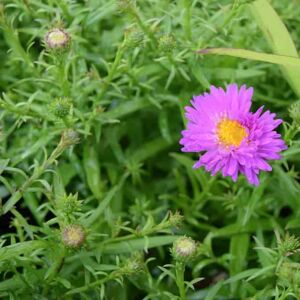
(250, 0, 300, 97)
(198, 48, 300, 68)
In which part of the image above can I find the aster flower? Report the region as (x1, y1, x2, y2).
(180, 84, 287, 185)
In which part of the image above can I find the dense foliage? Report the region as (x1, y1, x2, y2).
(1, 0, 300, 299)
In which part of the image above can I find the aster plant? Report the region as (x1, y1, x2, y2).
(180, 84, 287, 185)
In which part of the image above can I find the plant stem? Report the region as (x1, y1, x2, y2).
(66, 269, 122, 295)
(2, 136, 68, 214)
(175, 261, 186, 300)
(94, 41, 126, 106)
(57, 57, 70, 97)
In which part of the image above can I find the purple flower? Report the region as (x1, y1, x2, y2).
(180, 84, 287, 185)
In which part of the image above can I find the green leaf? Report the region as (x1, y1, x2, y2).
(204, 280, 224, 300)
(83, 141, 102, 200)
(0, 240, 47, 261)
(198, 48, 300, 68)
(0, 159, 10, 175)
(99, 235, 180, 254)
(130, 136, 175, 163)
(229, 233, 250, 293)
(83, 175, 127, 226)
(250, 0, 300, 97)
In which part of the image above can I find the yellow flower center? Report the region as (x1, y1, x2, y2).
(217, 118, 247, 147)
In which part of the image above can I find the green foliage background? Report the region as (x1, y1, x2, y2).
(0, 0, 300, 299)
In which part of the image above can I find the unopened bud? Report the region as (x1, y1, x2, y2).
(59, 193, 82, 216)
(50, 97, 71, 118)
(45, 28, 70, 50)
(158, 34, 176, 53)
(62, 224, 85, 248)
(61, 129, 80, 147)
(121, 253, 144, 276)
(125, 27, 144, 49)
(278, 233, 300, 256)
(169, 211, 183, 227)
(289, 100, 300, 125)
(172, 236, 197, 262)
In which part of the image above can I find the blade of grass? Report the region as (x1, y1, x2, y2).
(250, 0, 300, 97)
(198, 48, 300, 68)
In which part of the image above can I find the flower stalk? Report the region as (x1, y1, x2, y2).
(2, 130, 79, 214)
(175, 261, 187, 300)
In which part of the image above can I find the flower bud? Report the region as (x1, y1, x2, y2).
(277, 233, 300, 256)
(168, 211, 183, 228)
(171, 236, 197, 262)
(289, 100, 300, 125)
(125, 27, 144, 49)
(45, 28, 70, 50)
(121, 253, 144, 276)
(50, 97, 71, 119)
(61, 129, 80, 147)
(61, 224, 85, 248)
(58, 193, 82, 216)
(158, 34, 176, 53)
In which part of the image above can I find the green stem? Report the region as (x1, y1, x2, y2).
(175, 262, 186, 300)
(95, 41, 126, 104)
(66, 269, 122, 295)
(182, 0, 192, 41)
(57, 58, 70, 97)
(2, 137, 68, 214)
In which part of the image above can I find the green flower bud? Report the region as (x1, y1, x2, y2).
(58, 193, 82, 216)
(62, 224, 85, 248)
(171, 236, 197, 262)
(158, 34, 176, 53)
(121, 253, 144, 276)
(168, 211, 183, 228)
(45, 28, 70, 50)
(289, 100, 300, 125)
(125, 27, 144, 49)
(277, 233, 300, 256)
(50, 97, 71, 119)
(61, 129, 80, 147)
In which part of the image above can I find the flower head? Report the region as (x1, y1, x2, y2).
(171, 236, 197, 262)
(158, 34, 177, 53)
(50, 97, 72, 118)
(180, 84, 287, 185)
(62, 224, 85, 248)
(45, 28, 70, 50)
(61, 129, 80, 147)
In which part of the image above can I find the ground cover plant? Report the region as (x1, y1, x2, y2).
(1, 0, 300, 299)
